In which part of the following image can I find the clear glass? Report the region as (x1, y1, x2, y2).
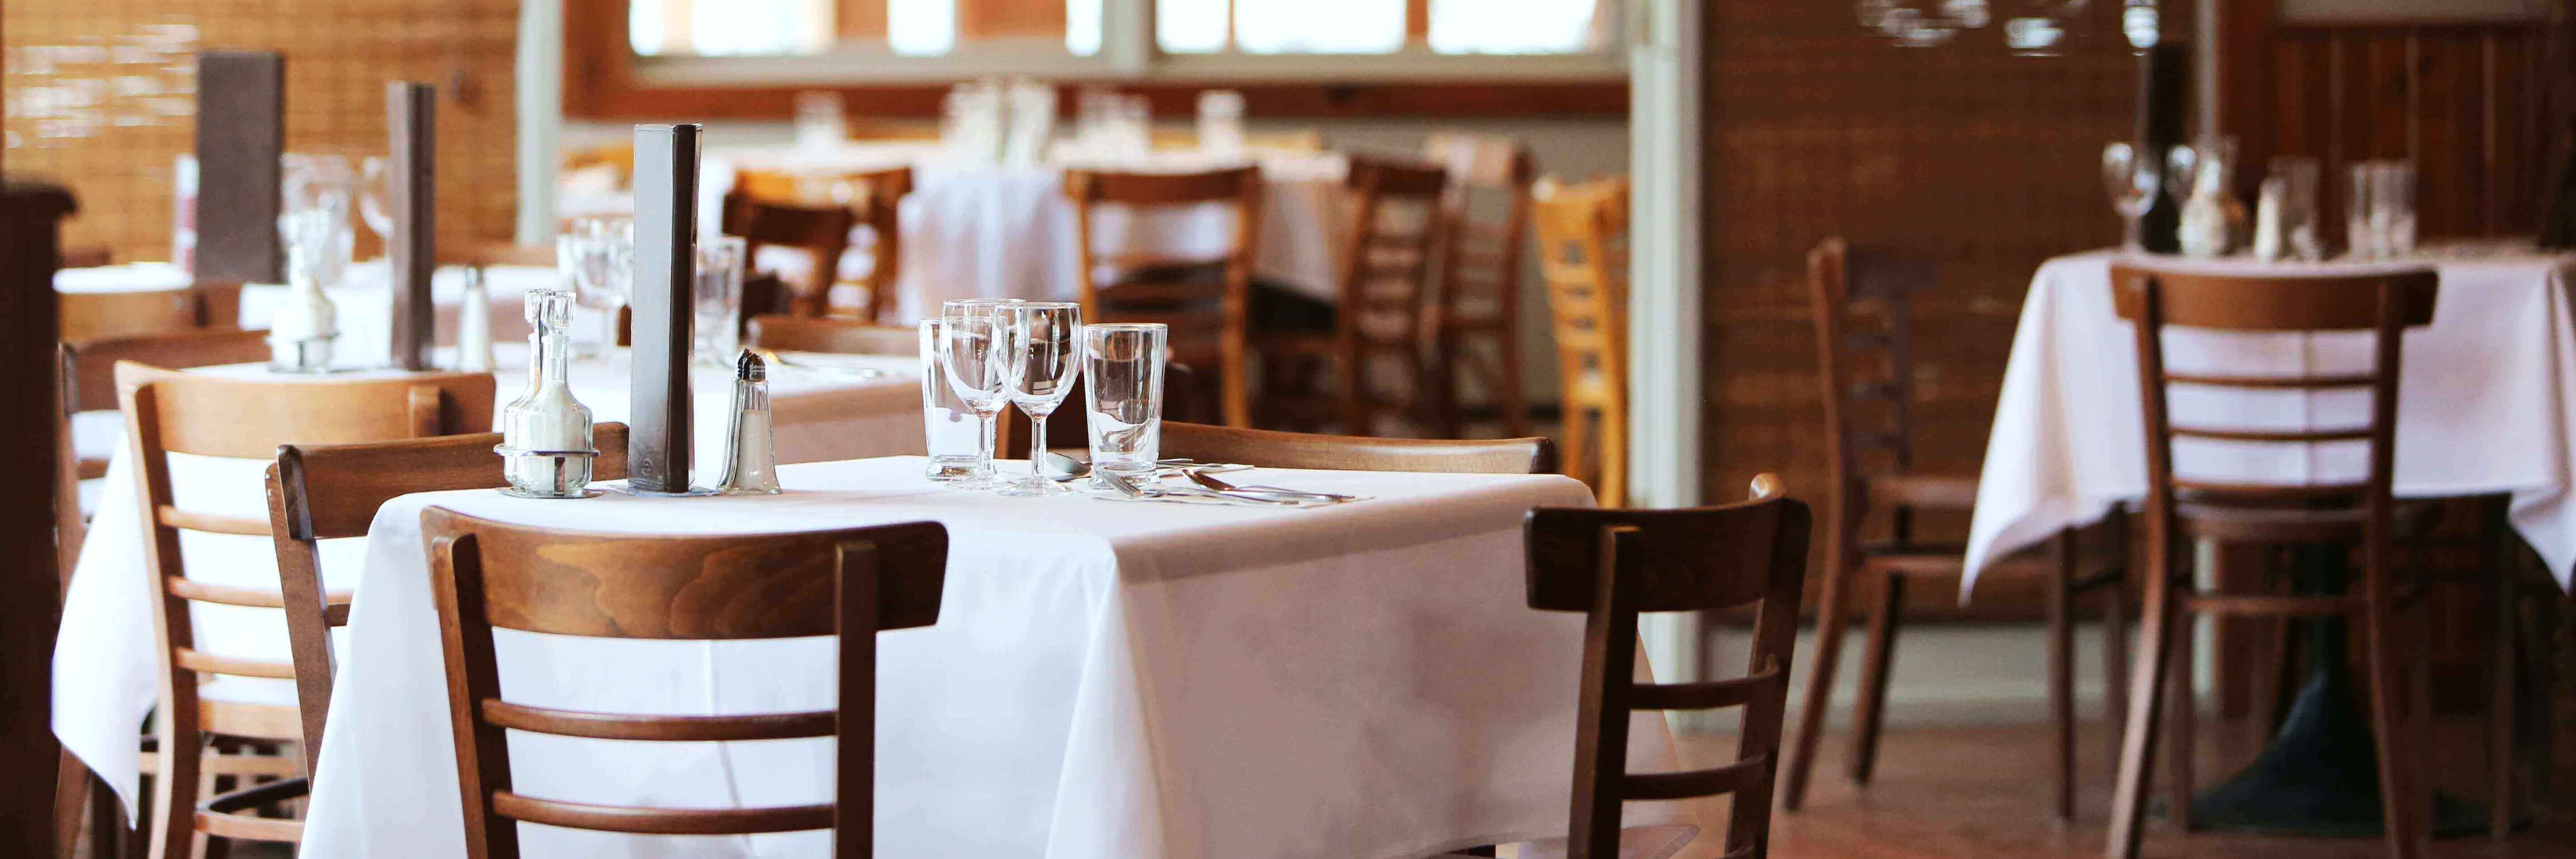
(1083, 323, 1167, 492)
(919, 318, 994, 482)
(2374, 161, 2417, 257)
(2348, 161, 2381, 260)
(940, 299, 1017, 490)
(558, 215, 635, 358)
(2101, 142, 2160, 252)
(358, 156, 394, 244)
(998, 302, 1084, 497)
(2269, 156, 2323, 261)
(1197, 90, 1246, 157)
(280, 153, 356, 285)
(694, 236, 747, 367)
(499, 289, 598, 498)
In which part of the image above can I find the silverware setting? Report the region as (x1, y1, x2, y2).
(1094, 467, 1359, 507)
(748, 347, 888, 379)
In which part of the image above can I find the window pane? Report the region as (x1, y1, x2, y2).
(629, 0, 833, 56)
(1429, 0, 1604, 54)
(1157, 0, 1229, 54)
(888, 0, 957, 56)
(1066, 0, 1103, 56)
(629, 0, 1093, 58)
(1234, 0, 1402, 53)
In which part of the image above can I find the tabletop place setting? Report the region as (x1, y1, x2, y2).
(15, 6, 2576, 859)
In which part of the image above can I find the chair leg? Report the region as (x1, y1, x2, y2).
(1781, 543, 1856, 811)
(2361, 552, 2427, 858)
(2485, 496, 2516, 837)
(2048, 530, 2078, 823)
(1496, 328, 1531, 438)
(57, 750, 91, 859)
(149, 720, 199, 859)
(2105, 553, 2176, 859)
(2102, 561, 2131, 768)
(2166, 598, 2196, 832)
(1848, 570, 1905, 785)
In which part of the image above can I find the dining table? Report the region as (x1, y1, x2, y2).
(1963, 245, 2576, 836)
(51, 342, 927, 822)
(292, 457, 1696, 859)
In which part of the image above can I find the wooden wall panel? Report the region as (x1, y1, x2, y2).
(3, 0, 520, 267)
(1701, 2, 2155, 619)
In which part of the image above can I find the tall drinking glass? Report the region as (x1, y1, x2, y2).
(2101, 142, 2160, 251)
(998, 302, 1084, 497)
(2347, 161, 2380, 259)
(941, 299, 1017, 490)
(693, 236, 746, 367)
(1083, 323, 1166, 492)
(560, 215, 633, 358)
(2269, 156, 2323, 260)
(2374, 161, 2417, 257)
(919, 319, 991, 483)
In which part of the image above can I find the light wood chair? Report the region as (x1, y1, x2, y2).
(722, 193, 857, 319)
(1157, 420, 1553, 476)
(745, 315, 916, 356)
(116, 362, 495, 858)
(60, 283, 244, 343)
(1423, 133, 1537, 439)
(732, 166, 913, 322)
(2104, 264, 2440, 859)
(1257, 157, 1449, 436)
(422, 511, 948, 857)
(444, 242, 555, 269)
(1061, 166, 1264, 427)
(263, 426, 631, 775)
(1528, 177, 1628, 507)
(1444, 475, 1812, 859)
(1781, 238, 2129, 821)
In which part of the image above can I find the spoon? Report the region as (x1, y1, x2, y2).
(1040, 454, 1204, 482)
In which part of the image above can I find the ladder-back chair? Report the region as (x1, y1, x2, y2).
(1423, 133, 1537, 438)
(1258, 157, 1448, 436)
(1061, 166, 1264, 427)
(1529, 177, 1629, 507)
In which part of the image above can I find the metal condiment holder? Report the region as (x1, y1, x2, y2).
(493, 445, 602, 499)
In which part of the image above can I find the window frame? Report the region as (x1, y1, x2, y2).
(564, 0, 1630, 120)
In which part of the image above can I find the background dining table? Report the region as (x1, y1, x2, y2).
(51, 343, 926, 820)
(296, 457, 1696, 859)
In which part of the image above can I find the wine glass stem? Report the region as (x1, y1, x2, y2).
(1027, 413, 1049, 483)
(2122, 214, 2143, 251)
(979, 412, 1000, 477)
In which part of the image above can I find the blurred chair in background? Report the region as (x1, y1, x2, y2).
(1257, 157, 1448, 436)
(1528, 177, 1628, 506)
(1423, 133, 1537, 439)
(1062, 166, 1264, 427)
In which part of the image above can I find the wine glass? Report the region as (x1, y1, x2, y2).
(997, 302, 1084, 497)
(358, 156, 394, 245)
(2102, 142, 2162, 252)
(940, 299, 1016, 490)
(557, 215, 633, 358)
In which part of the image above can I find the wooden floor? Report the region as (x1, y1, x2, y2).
(1670, 720, 2576, 859)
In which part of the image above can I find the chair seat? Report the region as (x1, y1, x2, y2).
(2176, 498, 2440, 543)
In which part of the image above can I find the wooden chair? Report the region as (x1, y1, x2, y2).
(1423, 133, 1537, 439)
(422, 511, 948, 857)
(1781, 239, 2130, 821)
(722, 193, 857, 319)
(736, 166, 915, 322)
(116, 363, 495, 858)
(1158, 420, 1554, 476)
(1061, 166, 1263, 427)
(60, 283, 244, 343)
(1257, 157, 1448, 436)
(444, 242, 554, 269)
(745, 314, 916, 356)
(263, 426, 632, 775)
(1528, 177, 1629, 507)
(1445, 475, 1812, 859)
(2104, 264, 2440, 859)
(57, 330, 270, 579)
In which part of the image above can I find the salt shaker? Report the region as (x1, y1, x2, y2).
(2251, 178, 2287, 262)
(715, 349, 782, 495)
(267, 209, 339, 373)
(457, 267, 496, 372)
(495, 289, 599, 498)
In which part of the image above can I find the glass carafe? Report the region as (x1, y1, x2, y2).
(496, 289, 599, 498)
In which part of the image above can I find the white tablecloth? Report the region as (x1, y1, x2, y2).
(298, 458, 1692, 858)
(53, 344, 927, 821)
(708, 146, 1350, 321)
(1963, 249, 2576, 594)
(57, 259, 563, 368)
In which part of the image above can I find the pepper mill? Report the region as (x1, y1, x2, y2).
(715, 349, 781, 495)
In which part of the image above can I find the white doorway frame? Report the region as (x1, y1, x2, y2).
(1625, 0, 1706, 701)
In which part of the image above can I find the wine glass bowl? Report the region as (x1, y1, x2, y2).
(997, 302, 1084, 497)
(939, 299, 1017, 490)
(2102, 142, 2163, 251)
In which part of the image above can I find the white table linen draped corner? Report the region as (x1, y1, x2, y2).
(52, 347, 927, 823)
(295, 458, 1696, 859)
(1963, 249, 2576, 596)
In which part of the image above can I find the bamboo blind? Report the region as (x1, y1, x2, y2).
(3, 0, 520, 265)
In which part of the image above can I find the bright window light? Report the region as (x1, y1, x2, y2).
(1158, 0, 1230, 54)
(888, 0, 958, 56)
(1067, 0, 1104, 55)
(1429, 0, 1601, 54)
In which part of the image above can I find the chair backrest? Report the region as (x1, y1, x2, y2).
(1158, 420, 1556, 475)
(735, 166, 915, 322)
(1060, 166, 1263, 426)
(55, 329, 270, 586)
(1336, 156, 1450, 346)
(2110, 264, 2438, 524)
(746, 314, 917, 356)
(1524, 476, 1812, 859)
(60, 282, 244, 342)
(1806, 238, 1936, 532)
(264, 425, 633, 773)
(116, 362, 496, 746)
(722, 194, 858, 318)
(1530, 177, 1630, 504)
(1423, 133, 1536, 320)
(422, 510, 947, 857)
(444, 242, 555, 268)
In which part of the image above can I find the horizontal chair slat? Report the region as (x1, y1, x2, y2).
(2173, 479, 2368, 500)
(1630, 664, 1780, 712)
(2181, 593, 2358, 617)
(1621, 754, 1771, 801)
(195, 809, 303, 842)
(481, 699, 836, 742)
(491, 792, 832, 836)
(159, 506, 269, 535)
(173, 647, 296, 680)
(2166, 371, 2378, 389)
(2170, 425, 2372, 443)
